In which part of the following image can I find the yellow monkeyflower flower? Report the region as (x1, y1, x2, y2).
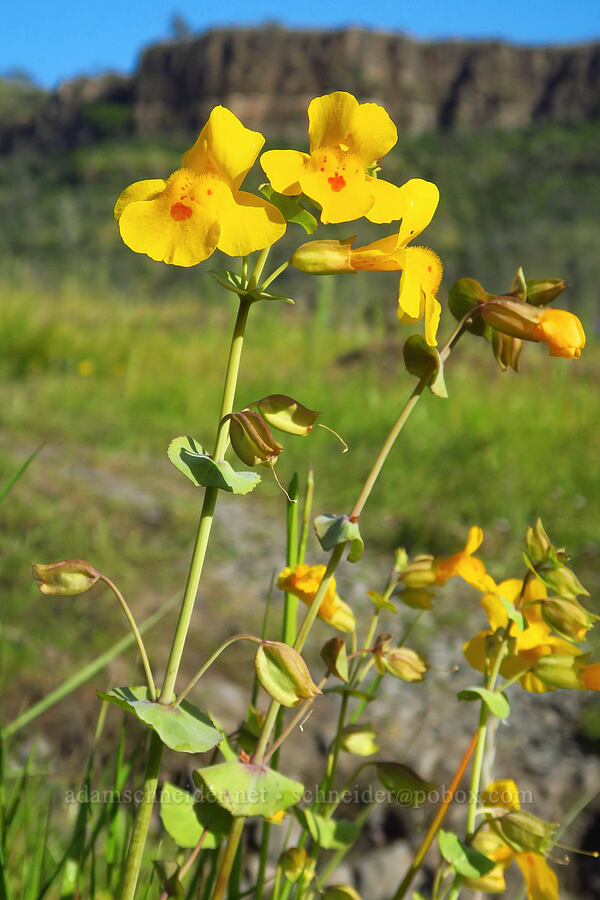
(115, 106, 286, 266)
(261, 91, 411, 224)
(432, 526, 497, 593)
(349, 179, 443, 344)
(277, 564, 355, 632)
(466, 781, 559, 900)
(480, 300, 585, 360)
(464, 578, 582, 692)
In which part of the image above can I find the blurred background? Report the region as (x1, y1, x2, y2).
(1, 3, 599, 897)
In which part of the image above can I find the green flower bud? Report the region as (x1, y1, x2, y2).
(541, 597, 598, 642)
(33, 558, 100, 596)
(279, 847, 311, 883)
(525, 518, 554, 564)
(339, 723, 379, 756)
(526, 278, 570, 306)
(492, 329, 523, 372)
(255, 641, 321, 708)
(376, 762, 437, 807)
(541, 565, 589, 601)
(400, 554, 436, 588)
(252, 394, 320, 436)
(291, 238, 354, 275)
(320, 637, 349, 682)
(533, 653, 589, 690)
(491, 810, 557, 855)
(479, 296, 542, 340)
(227, 411, 283, 467)
(383, 647, 428, 682)
(400, 588, 434, 610)
(323, 886, 363, 900)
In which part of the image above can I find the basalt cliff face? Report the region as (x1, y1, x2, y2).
(2, 26, 600, 153)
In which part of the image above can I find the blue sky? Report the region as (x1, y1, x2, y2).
(4, 0, 599, 89)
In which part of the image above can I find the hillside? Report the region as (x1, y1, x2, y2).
(1, 26, 600, 154)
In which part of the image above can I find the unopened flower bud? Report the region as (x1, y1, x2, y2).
(339, 723, 379, 756)
(254, 641, 321, 708)
(227, 411, 283, 467)
(480, 299, 585, 359)
(383, 647, 428, 682)
(320, 637, 349, 682)
(533, 653, 589, 690)
(376, 762, 437, 807)
(526, 278, 570, 306)
(280, 847, 310, 883)
(323, 886, 363, 900)
(33, 559, 100, 596)
(491, 810, 557, 855)
(372, 633, 392, 674)
(400, 554, 436, 588)
(252, 395, 320, 436)
(291, 238, 354, 275)
(541, 565, 589, 601)
(525, 518, 553, 564)
(400, 588, 434, 610)
(541, 598, 598, 642)
(492, 328, 523, 372)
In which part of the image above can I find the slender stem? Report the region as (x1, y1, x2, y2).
(296, 544, 346, 653)
(161, 298, 251, 705)
(391, 730, 478, 900)
(263, 675, 328, 763)
(283, 474, 300, 645)
(99, 575, 156, 700)
(252, 699, 282, 763)
(210, 818, 245, 900)
(298, 466, 314, 564)
(318, 802, 375, 883)
(158, 832, 207, 900)
(247, 248, 271, 291)
(260, 260, 291, 292)
(119, 732, 163, 900)
(318, 691, 349, 813)
(174, 634, 260, 708)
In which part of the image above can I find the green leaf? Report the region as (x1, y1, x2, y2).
(403, 335, 448, 398)
(448, 278, 492, 337)
(314, 514, 364, 563)
(193, 761, 304, 818)
(294, 809, 361, 849)
(98, 686, 222, 753)
(168, 436, 261, 495)
(367, 590, 397, 613)
(498, 593, 526, 631)
(259, 184, 318, 235)
(438, 829, 495, 878)
(376, 762, 437, 807)
(457, 686, 510, 720)
(160, 782, 229, 849)
(209, 268, 248, 296)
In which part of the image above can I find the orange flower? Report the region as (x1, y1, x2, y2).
(277, 564, 355, 632)
(433, 526, 496, 593)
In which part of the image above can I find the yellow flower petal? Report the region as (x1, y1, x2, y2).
(514, 853, 558, 900)
(465, 525, 484, 555)
(217, 190, 286, 257)
(308, 91, 360, 152)
(114, 178, 166, 220)
(118, 169, 224, 267)
(397, 247, 443, 334)
(396, 179, 440, 246)
(531, 309, 585, 359)
(583, 662, 600, 690)
(300, 166, 373, 224)
(482, 779, 521, 811)
(424, 291, 442, 347)
(349, 101, 398, 165)
(260, 149, 310, 195)
(463, 633, 489, 673)
(350, 235, 402, 270)
(182, 105, 265, 190)
(365, 177, 407, 224)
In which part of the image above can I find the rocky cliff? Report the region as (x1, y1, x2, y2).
(2, 26, 600, 153)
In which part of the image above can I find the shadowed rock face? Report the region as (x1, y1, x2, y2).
(2, 26, 600, 153)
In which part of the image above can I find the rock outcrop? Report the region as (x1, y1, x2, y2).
(2, 26, 600, 153)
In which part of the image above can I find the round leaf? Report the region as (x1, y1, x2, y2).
(438, 829, 495, 878)
(168, 436, 261, 494)
(403, 336, 447, 398)
(193, 761, 303, 818)
(456, 686, 510, 720)
(314, 514, 364, 563)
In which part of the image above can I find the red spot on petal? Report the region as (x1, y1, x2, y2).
(207, 189, 212, 196)
(328, 172, 346, 192)
(320, 167, 324, 172)
(428, 265, 432, 272)
(170, 202, 193, 221)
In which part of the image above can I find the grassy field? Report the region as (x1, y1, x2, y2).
(1, 118, 599, 691)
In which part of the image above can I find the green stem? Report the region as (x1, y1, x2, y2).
(298, 467, 314, 565)
(263, 675, 328, 764)
(248, 248, 270, 291)
(100, 575, 156, 700)
(174, 634, 260, 708)
(210, 818, 245, 900)
(317, 801, 375, 884)
(283, 474, 300, 645)
(260, 260, 290, 292)
(119, 732, 163, 900)
(161, 297, 251, 705)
